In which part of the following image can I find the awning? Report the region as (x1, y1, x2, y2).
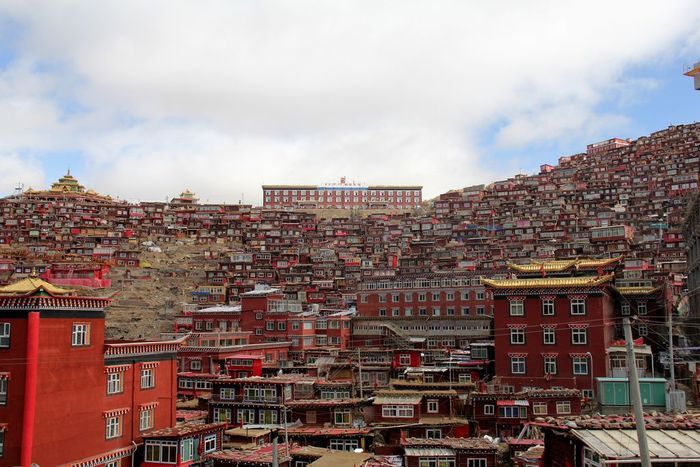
(497, 400, 529, 406)
(374, 396, 422, 405)
(572, 429, 700, 462)
(404, 448, 455, 457)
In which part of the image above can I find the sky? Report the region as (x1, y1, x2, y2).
(0, 1, 699, 205)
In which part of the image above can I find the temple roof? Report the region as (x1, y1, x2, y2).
(482, 274, 614, 289)
(507, 257, 623, 273)
(0, 275, 74, 297)
(614, 286, 662, 296)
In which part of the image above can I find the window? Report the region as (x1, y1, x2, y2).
(468, 460, 487, 467)
(427, 400, 439, 413)
(544, 356, 557, 375)
(461, 307, 470, 316)
(532, 402, 547, 415)
(266, 321, 275, 331)
(107, 372, 123, 394)
(329, 439, 358, 451)
(639, 324, 648, 336)
(418, 293, 426, 302)
(543, 328, 556, 345)
(106, 415, 121, 439)
(180, 438, 194, 462)
(0, 379, 6, 405)
(256, 312, 263, 320)
(382, 404, 414, 418)
(510, 328, 526, 344)
(499, 406, 526, 418)
(220, 388, 235, 399)
(139, 407, 154, 431)
(621, 303, 630, 315)
(571, 328, 587, 344)
(334, 408, 351, 425)
(637, 303, 647, 315)
(145, 440, 177, 462)
(141, 368, 155, 389)
(425, 428, 442, 439)
(204, 433, 217, 452)
(583, 447, 601, 467)
(432, 307, 440, 316)
(509, 300, 524, 316)
(190, 360, 202, 371)
(0, 323, 9, 348)
(511, 356, 526, 374)
(419, 458, 455, 467)
(570, 298, 586, 315)
(461, 291, 470, 300)
(399, 354, 411, 366)
(278, 322, 286, 331)
(72, 323, 90, 346)
(237, 409, 255, 424)
(556, 401, 571, 414)
(432, 292, 441, 301)
(106, 461, 120, 467)
(542, 299, 555, 316)
(476, 306, 485, 315)
(483, 404, 494, 415)
(213, 407, 232, 423)
(582, 389, 595, 399)
(572, 356, 589, 375)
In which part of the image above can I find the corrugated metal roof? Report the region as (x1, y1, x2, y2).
(404, 448, 455, 457)
(373, 396, 422, 405)
(573, 429, 700, 461)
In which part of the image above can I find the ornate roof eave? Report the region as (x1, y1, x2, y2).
(483, 274, 614, 290)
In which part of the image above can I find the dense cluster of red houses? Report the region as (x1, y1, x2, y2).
(0, 124, 698, 465)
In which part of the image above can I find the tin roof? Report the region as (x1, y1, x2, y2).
(572, 428, 700, 462)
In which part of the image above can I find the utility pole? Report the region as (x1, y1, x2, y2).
(358, 348, 364, 398)
(668, 303, 676, 391)
(272, 430, 279, 467)
(623, 317, 651, 467)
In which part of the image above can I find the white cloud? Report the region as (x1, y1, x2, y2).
(0, 0, 699, 202)
(0, 153, 45, 194)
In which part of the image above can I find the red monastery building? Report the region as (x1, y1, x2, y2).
(0, 274, 184, 466)
(262, 177, 422, 210)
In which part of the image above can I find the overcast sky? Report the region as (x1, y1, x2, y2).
(0, 1, 699, 204)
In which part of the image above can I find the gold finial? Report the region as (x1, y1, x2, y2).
(30, 267, 38, 278)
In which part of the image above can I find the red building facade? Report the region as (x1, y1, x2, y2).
(0, 275, 183, 466)
(262, 179, 422, 210)
(484, 273, 617, 397)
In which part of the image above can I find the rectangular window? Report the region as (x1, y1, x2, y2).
(556, 401, 571, 414)
(571, 328, 588, 344)
(106, 415, 121, 439)
(468, 460, 487, 467)
(427, 400, 439, 413)
(329, 439, 359, 451)
(509, 301, 524, 316)
(0, 323, 9, 348)
(570, 298, 586, 315)
(72, 323, 90, 346)
(213, 407, 232, 423)
(259, 409, 277, 424)
(141, 368, 155, 389)
(204, 434, 217, 453)
(0, 379, 6, 405)
(190, 360, 202, 371)
(237, 409, 255, 424)
(145, 440, 177, 462)
(532, 402, 547, 415)
(544, 356, 557, 375)
(220, 388, 235, 399)
(139, 407, 154, 431)
(180, 438, 194, 462)
(621, 303, 630, 315)
(334, 408, 351, 425)
(107, 372, 123, 395)
(425, 428, 442, 439)
(511, 356, 526, 374)
(483, 404, 494, 415)
(637, 303, 647, 315)
(542, 299, 555, 316)
(510, 328, 526, 344)
(382, 404, 414, 418)
(572, 356, 589, 375)
(543, 328, 556, 345)
(266, 321, 275, 331)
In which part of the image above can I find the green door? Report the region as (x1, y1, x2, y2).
(614, 382, 629, 405)
(640, 383, 651, 405)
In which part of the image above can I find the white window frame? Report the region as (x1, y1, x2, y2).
(510, 328, 525, 344)
(511, 356, 526, 374)
(0, 323, 10, 347)
(467, 460, 487, 467)
(107, 372, 123, 395)
(573, 356, 589, 375)
(106, 415, 121, 439)
(543, 328, 556, 345)
(141, 368, 155, 389)
(334, 408, 351, 425)
(427, 400, 439, 413)
(483, 404, 494, 415)
(542, 299, 555, 316)
(72, 322, 89, 346)
(425, 428, 442, 439)
(509, 300, 524, 316)
(139, 407, 154, 431)
(204, 433, 217, 453)
(570, 298, 586, 315)
(532, 402, 547, 415)
(571, 328, 588, 345)
(556, 401, 571, 414)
